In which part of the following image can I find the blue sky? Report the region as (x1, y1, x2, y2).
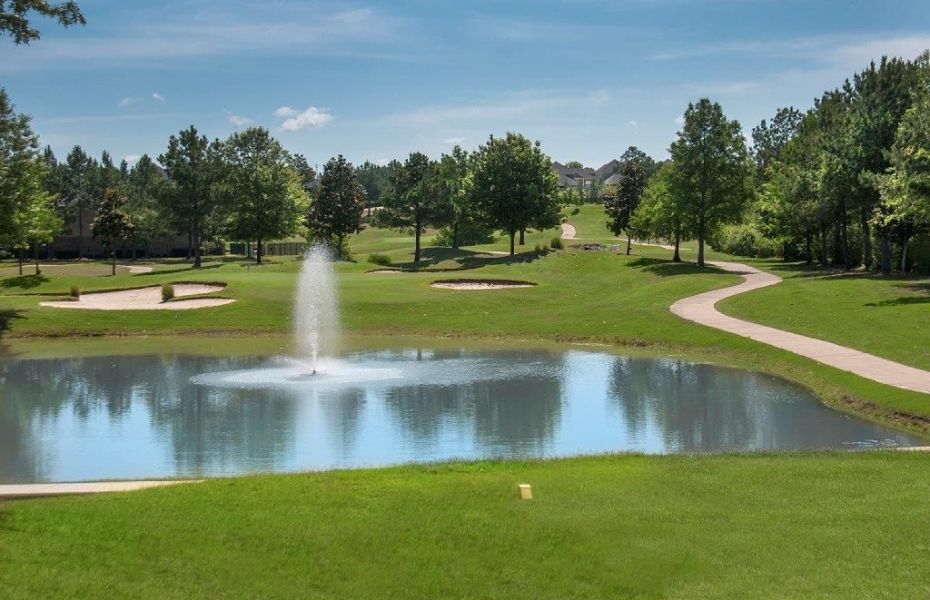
(4, 0, 930, 169)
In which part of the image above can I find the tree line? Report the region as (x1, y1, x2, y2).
(616, 51, 930, 273)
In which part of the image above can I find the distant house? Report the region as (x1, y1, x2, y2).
(552, 162, 596, 189)
(595, 159, 621, 182)
(50, 209, 189, 259)
(602, 173, 621, 186)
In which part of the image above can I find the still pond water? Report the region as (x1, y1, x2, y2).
(0, 349, 922, 483)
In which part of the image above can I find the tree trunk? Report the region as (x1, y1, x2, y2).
(673, 228, 681, 263)
(840, 209, 851, 270)
(18, 250, 23, 275)
(246, 240, 252, 259)
(782, 241, 789, 262)
(111, 248, 117, 276)
(861, 207, 872, 271)
(77, 203, 85, 260)
(414, 220, 422, 264)
(193, 219, 202, 268)
(879, 234, 891, 275)
(519, 229, 525, 245)
(901, 236, 910, 272)
(187, 228, 193, 261)
(34, 244, 40, 275)
(626, 234, 632, 256)
(452, 221, 459, 249)
(805, 235, 813, 265)
(820, 228, 829, 266)
(509, 231, 515, 257)
(696, 220, 705, 267)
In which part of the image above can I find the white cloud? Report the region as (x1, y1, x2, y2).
(279, 106, 332, 131)
(628, 120, 638, 127)
(274, 106, 299, 118)
(123, 154, 141, 165)
(443, 137, 466, 145)
(152, 92, 165, 101)
(118, 96, 143, 107)
(228, 114, 252, 127)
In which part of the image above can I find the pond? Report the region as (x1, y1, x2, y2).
(0, 348, 922, 483)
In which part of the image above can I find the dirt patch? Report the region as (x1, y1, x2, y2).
(40, 284, 235, 311)
(430, 279, 536, 290)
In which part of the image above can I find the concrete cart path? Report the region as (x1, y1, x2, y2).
(670, 260, 930, 395)
(0, 480, 201, 499)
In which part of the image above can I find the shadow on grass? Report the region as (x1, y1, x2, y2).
(0, 309, 23, 337)
(0, 274, 49, 290)
(393, 246, 545, 272)
(626, 257, 721, 277)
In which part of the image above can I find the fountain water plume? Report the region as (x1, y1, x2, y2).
(294, 245, 340, 373)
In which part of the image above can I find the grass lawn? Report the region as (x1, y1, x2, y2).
(2, 453, 929, 599)
(720, 260, 930, 371)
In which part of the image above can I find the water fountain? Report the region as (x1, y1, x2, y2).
(294, 245, 340, 374)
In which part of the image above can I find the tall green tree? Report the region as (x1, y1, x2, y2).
(630, 161, 689, 262)
(126, 154, 170, 258)
(604, 146, 655, 255)
(218, 127, 308, 264)
(670, 99, 754, 266)
(57, 145, 96, 258)
(435, 145, 484, 248)
(306, 155, 366, 259)
(159, 126, 222, 268)
(380, 152, 449, 264)
(91, 188, 134, 275)
(356, 160, 396, 210)
(0, 0, 84, 44)
(751, 106, 803, 181)
(0, 88, 60, 273)
(471, 133, 560, 256)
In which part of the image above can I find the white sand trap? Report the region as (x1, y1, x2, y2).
(431, 279, 536, 290)
(126, 265, 154, 274)
(41, 284, 235, 311)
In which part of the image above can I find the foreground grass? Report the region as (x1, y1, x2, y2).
(2, 453, 929, 599)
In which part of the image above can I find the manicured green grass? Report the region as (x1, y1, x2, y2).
(2, 453, 929, 599)
(721, 260, 930, 371)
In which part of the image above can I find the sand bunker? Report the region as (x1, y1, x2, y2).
(40, 284, 235, 311)
(430, 279, 536, 290)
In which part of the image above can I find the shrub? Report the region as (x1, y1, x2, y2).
(551, 237, 564, 250)
(161, 283, 175, 303)
(714, 224, 781, 258)
(367, 253, 392, 266)
(570, 206, 580, 216)
(69, 286, 80, 300)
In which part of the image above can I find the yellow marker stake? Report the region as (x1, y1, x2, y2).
(518, 484, 533, 500)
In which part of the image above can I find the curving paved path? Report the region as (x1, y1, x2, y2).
(560, 223, 576, 240)
(671, 261, 930, 395)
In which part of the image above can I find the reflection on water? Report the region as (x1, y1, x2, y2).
(0, 350, 922, 483)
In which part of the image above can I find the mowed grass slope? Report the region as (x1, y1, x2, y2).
(2, 453, 929, 599)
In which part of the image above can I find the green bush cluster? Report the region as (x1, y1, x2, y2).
(550, 237, 564, 250)
(161, 283, 175, 303)
(714, 224, 781, 258)
(69, 286, 80, 299)
(367, 253, 392, 266)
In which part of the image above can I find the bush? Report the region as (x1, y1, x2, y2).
(570, 206, 580, 216)
(69, 286, 80, 300)
(713, 224, 781, 259)
(161, 283, 175, 303)
(534, 243, 550, 255)
(367, 253, 392, 266)
(551, 237, 564, 250)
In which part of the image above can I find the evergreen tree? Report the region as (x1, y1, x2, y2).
(604, 146, 655, 255)
(91, 188, 134, 275)
(307, 155, 366, 259)
(380, 152, 449, 264)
